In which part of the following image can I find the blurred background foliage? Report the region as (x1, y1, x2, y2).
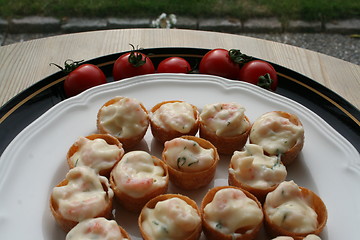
(0, 0, 359, 22)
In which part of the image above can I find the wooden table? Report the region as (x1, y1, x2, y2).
(0, 29, 359, 240)
(1, 28, 359, 109)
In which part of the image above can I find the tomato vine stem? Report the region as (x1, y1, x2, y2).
(128, 43, 147, 67)
(49, 59, 84, 74)
(257, 73, 273, 90)
(228, 49, 252, 65)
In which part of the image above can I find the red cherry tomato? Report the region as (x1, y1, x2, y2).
(157, 57, 191, 73)
(113, 51, 155, 80)
(64, 64, 107, 97)
(239, 60, 278, 91)
(199, 49, 241, 80)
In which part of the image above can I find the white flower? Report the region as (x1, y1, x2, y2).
(159, 13, 167, 19)
(169, 14, 177, 25)
(151, 13, 177, 29)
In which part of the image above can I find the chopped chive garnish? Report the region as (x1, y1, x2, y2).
(177, 157, 186, 169)
(188, 160, 199, 166)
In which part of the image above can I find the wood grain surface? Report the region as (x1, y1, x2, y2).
(0, 28, 359, 109)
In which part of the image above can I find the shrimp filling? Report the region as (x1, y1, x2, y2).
(265, 181, 318, 233)
(163, 138, 215, 172)
(99, 97, 148, 138)
(112, 151, 167, 198)
(200, 102, 249, 137)
(150, 102, 196, 133)
(69, 137, 124, 173)
(66, 217, 128, 240)
(272, 235, 321, 240)
(141, 197, 201, 239)
(250, 112, 304, 155)
(229, 144, 287, 189)
(52, 166, 113, 222)
(203, 188, 263, 235)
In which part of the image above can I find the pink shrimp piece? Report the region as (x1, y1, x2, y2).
(164, 138, 183, 148)
(256, 118, 281, 136)
(280, 118, 291, 125)
(124, 177, 153, 191)
(66, 196, 101, 216)
(231, 189, 246, 200)
(86, 221, 104, 234)
(247, 168, 255, 180)
(213, 195, 229, 211)
(222, 103, 237, 111)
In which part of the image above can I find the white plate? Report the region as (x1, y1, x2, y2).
(0, 74, 359, 239)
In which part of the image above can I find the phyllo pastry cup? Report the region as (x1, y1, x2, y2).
(65, 217, 131, 240)
(50, 166, 114, 232)
(199, 102, 251, 155)
(263, 181, 327, 239)
(249, 111, 304, 165)
(162, 135, 219, 190)
(138, 194, 202, 240)
(149, 100, 199, 144)
(228, 144, 287, 203)
(201, 186, 263, 240)
(97, 96, 149, 149)
(110, 151, 169, 212)
(66, 133, 125, 177)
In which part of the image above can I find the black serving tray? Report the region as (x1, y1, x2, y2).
(1, 47, 359, 154)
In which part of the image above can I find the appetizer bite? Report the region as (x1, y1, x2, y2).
(228, 144, 287, 202)
(65, 217, 131, 240)
(50, 166, 114, 232)
(199, 102, 251, 154)
(97, 96, 149, 149)
(67, 134, 125, 177)
(201, 186, 263, 240)
(263, 181, 327, 239)
(110, 151, 169, 212)
(162, 135, 219, 190)
(149, 100, 199, 143)
(138, 194, 202, 240)
(249, 111, 304, 165)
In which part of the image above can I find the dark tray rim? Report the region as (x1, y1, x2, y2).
(0, 47, 359, 154)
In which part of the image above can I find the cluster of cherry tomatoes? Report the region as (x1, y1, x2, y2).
(56, 47, 278, 97)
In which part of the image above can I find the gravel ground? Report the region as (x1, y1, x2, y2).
(1, 32, 359, 65)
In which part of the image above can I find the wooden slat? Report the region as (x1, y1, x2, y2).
(1, 28, 359, 109)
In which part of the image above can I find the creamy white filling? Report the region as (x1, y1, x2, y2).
(52, 166, 113, 222)
(141, 197, 201, 239)
(271, 237, 294, 240)
(200, 102, 249, 137)
(203, 188, 263, 235)
(99, 97, 148, 138)
(250, 112, 304, 155)
(150, 102, 196, 133)
(303, 235, 322, 240)
(229, 144, 287, 189)
(112, 151, 167, 198)
(69, 137, 124, 173)
(265, 181, 318, 233)
(66, 217, 128, 240)
(163, 138, 214, 172)
(272, 234, 321, 240)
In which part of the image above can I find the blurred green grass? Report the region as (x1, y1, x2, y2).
(0, 0, 359, 22)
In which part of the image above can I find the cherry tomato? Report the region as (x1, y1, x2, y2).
(113, 51, 155, 80)
(157, 57, 191, 73)
(239, 60, 278, 91)
(63, 63, 107, 97)
(199, 49, 241, 80)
